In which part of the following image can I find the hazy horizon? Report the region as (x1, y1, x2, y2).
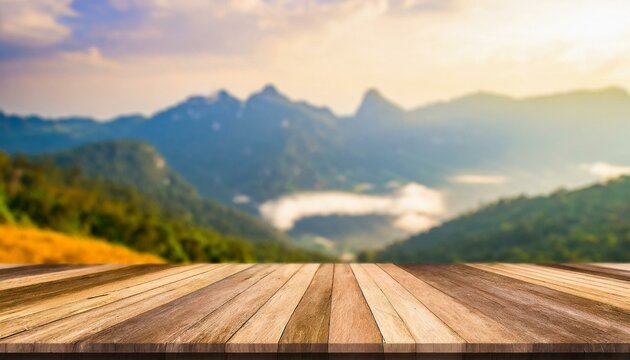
(1, 83, 628, 120)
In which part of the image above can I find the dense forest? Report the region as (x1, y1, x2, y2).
(376, 177, 630, 263)
(0, 152, 330, 263)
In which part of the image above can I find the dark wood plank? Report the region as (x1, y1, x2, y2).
(279, 264, 334, 353)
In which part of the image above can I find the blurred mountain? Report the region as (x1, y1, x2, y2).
(42, 140, 288, 244)
(2, 85, 630, 202)
(376, 176, 630, 263)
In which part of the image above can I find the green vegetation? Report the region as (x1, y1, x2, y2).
(377, 178, 630, 263)
(0, 152, 330, 263)
(46, 140, 287, 244)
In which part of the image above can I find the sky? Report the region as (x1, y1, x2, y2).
(1, 0, 630, 119)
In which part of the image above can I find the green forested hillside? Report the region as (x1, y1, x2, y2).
(377, 178, 630, 263)
(45, 140, 287, 244)
(0, 152, 330, 263)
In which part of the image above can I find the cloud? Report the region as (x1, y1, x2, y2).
(259, 183, 445, 234)
(580, 162, 630, 182)
(59, 47, 120, 68)
(449, 174, 509, 185)
(0, 0, 75, 47)
(3, 0, 630, 118)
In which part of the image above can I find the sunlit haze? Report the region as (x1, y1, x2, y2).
(1, 0, 630, 118)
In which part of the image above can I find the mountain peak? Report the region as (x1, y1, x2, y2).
(261, 84, 280, 96)
(356, 88, 402, 118)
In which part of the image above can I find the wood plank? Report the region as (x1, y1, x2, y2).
(0, 264, 168, 310)
(227, 264, 320, 352)
(0, 264, 28, 270)
(379, 264, 526, 352)
(328, 264, 383, 353)
(595, 263, 630, 272)
(401, 264, 630, 353)
(77, 263, 273, 352)
(170, 264, 303, 352)
(351, 263, 415, 353)
(0, 264, 127, 291)
(2, 264, 250, 352)
(278, 264, 333, 353)
(470, 264, 630, 310)
(511, 264, 630, 292)
(0, 264, 82, 281)
(545, 264, 630, 282)
(0, 263, 628, 355)
(0, 264, 213, 338)
(361, 264, 464, 353)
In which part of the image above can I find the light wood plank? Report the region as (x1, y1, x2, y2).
(328, 264, 383, 353)
(0, 265, 126, 291)
(512, 264, 630, 293)
(0, 264, 28, 270)
(3, 264, 250, 352)
(545, 264, 630, 282)
(361, 264, 464, 353)
(77, 263, 273, 352)
(0, 264, 80, 281)
(470, 264, 630, 310)
(351, 263, 414, 353)
(379, 264, 526, 352)
(227, 264, 319, 352)
(0, 264, 212, 338)
(401, 264, 630, 353)
(595, 263, 630, 272)
(278, 263, 333, 353)
(170, 264, 303, 352)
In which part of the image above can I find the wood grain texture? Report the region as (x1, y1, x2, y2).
(379, 264, 525, 353)
(172, 264, 303, 352)
(361, 264, 464, 353)
(279, 263, 333, 353)
(401, 264, 630, 353)
(470, 264, 630, 310)
(0, 263, 628, 355)
(77, 263, 259, 352)
(0, 265, 210, 338)
(227, 264, 320, 352)
(2, 264, 248, 352)
(351, 263, 415, 353)
(0, 264, 127, 291)
(544, 263, 630, 282)
(328, 264, 383, 353)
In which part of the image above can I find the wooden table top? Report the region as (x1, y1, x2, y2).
(0, 263, 628, 356)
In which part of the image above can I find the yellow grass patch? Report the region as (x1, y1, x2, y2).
(0, 225, 164, 264)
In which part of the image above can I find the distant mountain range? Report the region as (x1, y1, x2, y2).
(2, 85, 630, 254)
(376, 176, 630, 263)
